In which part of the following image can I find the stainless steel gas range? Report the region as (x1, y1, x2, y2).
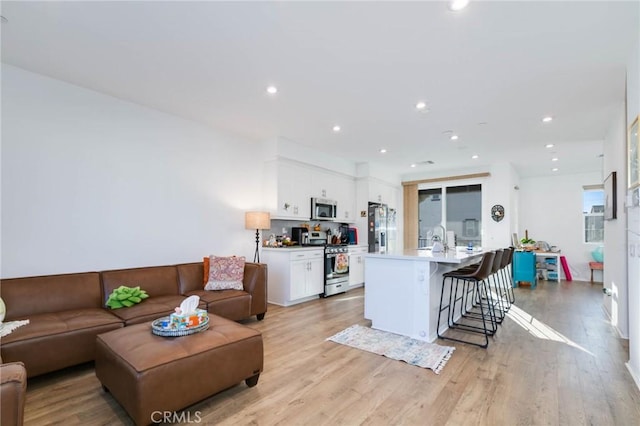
(323, 244, 349, 297)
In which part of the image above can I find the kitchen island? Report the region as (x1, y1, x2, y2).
(364, 248, 488, 342)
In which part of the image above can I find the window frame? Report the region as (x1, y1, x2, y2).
(583, 185, 604, 244)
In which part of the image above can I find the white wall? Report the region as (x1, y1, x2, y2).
(625, 31, 640, 390)
(602, 102, 629, 338)
(1, 65, 264, 278)
(484, 162, 520, 248)
(519, 171, 602, 282)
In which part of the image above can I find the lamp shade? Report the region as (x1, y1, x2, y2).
(245, 211, 271, 230)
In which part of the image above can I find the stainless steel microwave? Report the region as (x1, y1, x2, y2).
(310, 198, 337, 221)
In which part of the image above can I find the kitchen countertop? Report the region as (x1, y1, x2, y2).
(262, 245, 325, 251)
(262, 244, 367, 251)
(364, 247, 488, 264)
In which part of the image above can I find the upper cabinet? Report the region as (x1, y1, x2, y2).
(264, 160, 311, 220)
(311, 169, 356, 222)
(369, 179, 398, 209)
(264, 159, 356, 222)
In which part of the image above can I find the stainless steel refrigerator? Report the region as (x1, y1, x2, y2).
(368, 203, 388, 254)
(387, 207, 397, 253)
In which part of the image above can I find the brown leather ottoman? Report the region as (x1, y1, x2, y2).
(95, 315, 263, 426)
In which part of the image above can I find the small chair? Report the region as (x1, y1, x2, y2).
(589, 261, 603, 283)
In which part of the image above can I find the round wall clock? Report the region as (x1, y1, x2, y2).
(491, 204, 505, 222)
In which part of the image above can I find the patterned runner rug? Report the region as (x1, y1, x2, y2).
(327, 324, 455, 374)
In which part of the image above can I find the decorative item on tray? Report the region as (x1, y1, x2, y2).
(151, 295, 209, 337)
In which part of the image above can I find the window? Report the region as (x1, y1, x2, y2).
(583, 186, 604, 243)
(418, 184, 482, 248)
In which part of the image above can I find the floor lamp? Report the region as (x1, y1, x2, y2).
(245, 211, 271, 263)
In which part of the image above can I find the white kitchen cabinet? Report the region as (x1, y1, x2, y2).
(311, 169, 356, 222)
(264, 160, 312, 220)
(264, 159, 357, 222)
(262, 248, 325, 306)
(369, 179, 398, 209)
(336, 177, 357, 222)
(348, 246, 368, 287)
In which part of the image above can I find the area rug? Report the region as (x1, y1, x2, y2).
(326, 324, 455, 374)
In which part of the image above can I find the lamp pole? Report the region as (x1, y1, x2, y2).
(245, 211, 271, 264)
(254, 228, 261, 263)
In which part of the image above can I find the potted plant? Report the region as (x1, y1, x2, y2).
(520, 237, 536, 251)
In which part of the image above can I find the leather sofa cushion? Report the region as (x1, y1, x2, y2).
(1, 309, 122, 345)
(104, 295, 191, 326)
(1, 272, 102, 319)
(183, 289, 251, 321)
(176, 262, 206, 293)
(0, 309, 123, 377)
(101, 265, 180, 302)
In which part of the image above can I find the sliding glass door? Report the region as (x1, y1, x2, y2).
(418, 184, 482, 248)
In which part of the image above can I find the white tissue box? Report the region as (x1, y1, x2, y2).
(169, 309, 208, 329)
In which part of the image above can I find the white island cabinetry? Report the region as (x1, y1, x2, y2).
(364, 249, 486, 342)
(262, 247, 324, 306)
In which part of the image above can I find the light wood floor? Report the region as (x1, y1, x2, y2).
(23, 280, 640, 425)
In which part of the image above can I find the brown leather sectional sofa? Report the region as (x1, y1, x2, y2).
(0, 356, 27, 426)
(0, 261, 267, 378)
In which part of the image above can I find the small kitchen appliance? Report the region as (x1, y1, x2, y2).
(310, 198, 338, 221)
(291, 227, 307, 246)
(302, 230, 328, 246)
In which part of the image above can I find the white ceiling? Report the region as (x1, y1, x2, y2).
(2, 1, 638, 179)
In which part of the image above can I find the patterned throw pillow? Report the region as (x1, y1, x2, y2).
(204, 255, 245, 291)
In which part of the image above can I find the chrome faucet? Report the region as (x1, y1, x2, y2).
(432, 225, 447, 249)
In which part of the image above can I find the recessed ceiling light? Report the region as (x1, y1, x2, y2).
(416, 101, 427, 110)
(471, 154, 479, 159)
(545, 143, 554, 148)
(450, 135, 459, 141)
(542, 116, 553, 123)
(448, 0, 470, 11)
(551, 157, 558, 162)
(266, 86, 277, 94)
(380, 149, 387, 154)
(332, 125, 341, 132)
(410, 164, 417, 168)
(552, 168, 559, 172)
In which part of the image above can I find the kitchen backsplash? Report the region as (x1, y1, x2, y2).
(266, 219, 344, 240)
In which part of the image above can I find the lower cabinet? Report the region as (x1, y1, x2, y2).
(262, 248, 325, 306)
(512, 250, 537, 288)
(348, 246, 368, 287)
(535, 253, 562, 282)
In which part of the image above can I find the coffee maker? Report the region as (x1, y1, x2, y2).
(291, 227, 307, 246)
(339, 224, 350, 244)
